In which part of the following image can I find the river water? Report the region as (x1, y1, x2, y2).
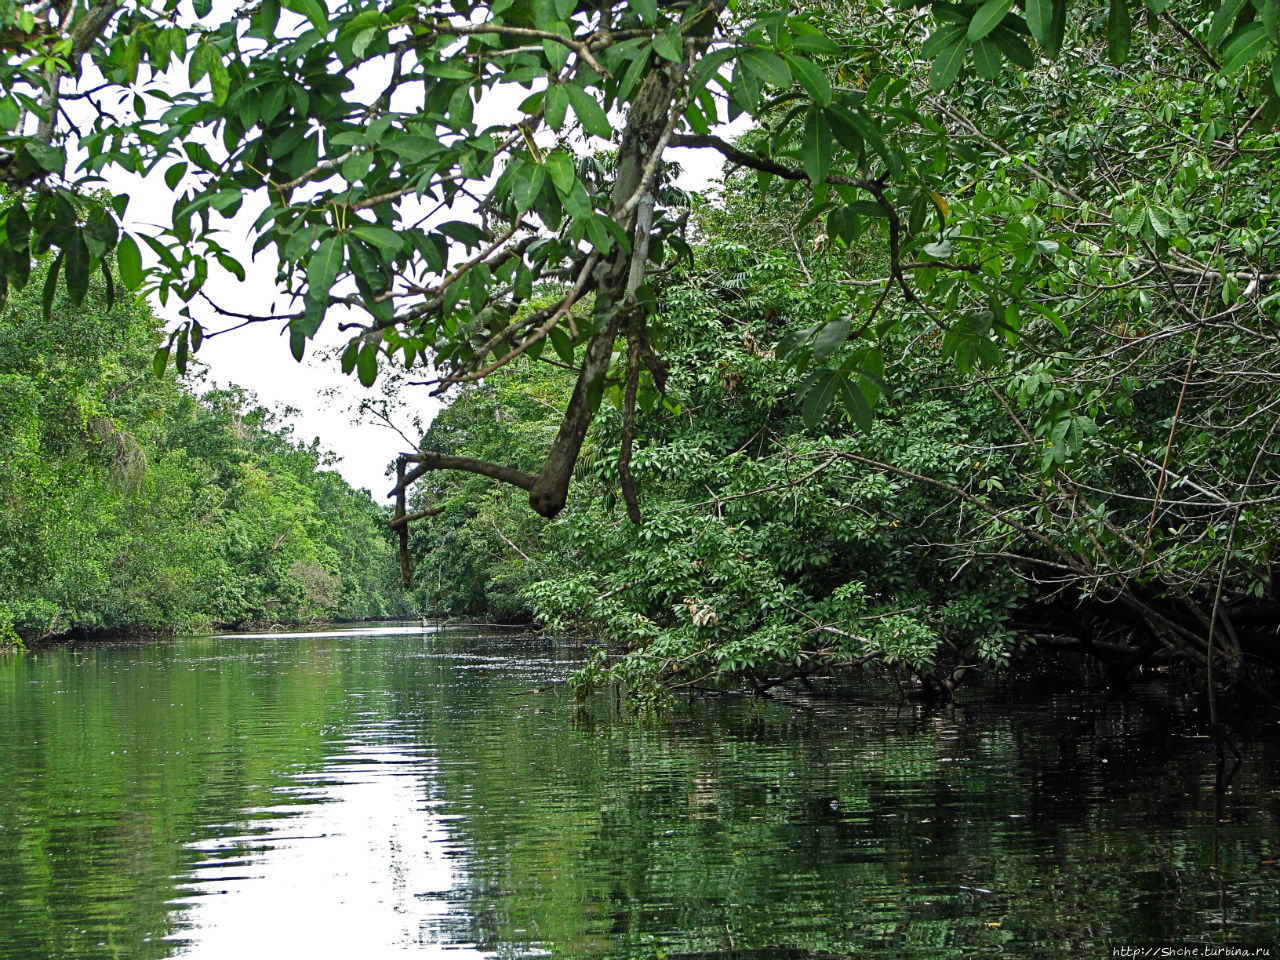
(0, 625, 1276, 959)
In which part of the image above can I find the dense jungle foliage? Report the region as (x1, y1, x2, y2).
(402, 4, 1280, 702)
(0, 266, 408, 645)
(4, 0, 1280, 702)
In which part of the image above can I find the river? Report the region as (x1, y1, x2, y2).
(0, 625, 1276, 958)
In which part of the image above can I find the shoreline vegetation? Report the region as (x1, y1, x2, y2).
(6, 240, 1280, 707)
(0, 270, 413, 650)
(7, 231, 1280, 706)
(3, 3, 1280, 713)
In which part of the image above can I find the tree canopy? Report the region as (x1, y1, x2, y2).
(4, 0, 1280, 694)
(3, 0, 1278, 525)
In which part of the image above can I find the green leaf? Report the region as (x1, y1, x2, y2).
(565, 84, 613, 139)
(812, 317, 851, 362)
(740, 47, 792, 87)
(922, 23, 966, 60)
(189, 41, 214, 84)
(438, 220, 487, 248)
(100, 259, 115, 310)
(828, 205, 858, 244)
(351, 225, 402, 255)
(990, 26, 1035, 67)
(256, 0, 280, 35)
(1025, 0, 1053, 45)
(967, 0, 1015, 41)
(972, 37, 1003, 77)
(208, 56, 231, 107)
(585, 213, 612, 254)
(652, 25, 683, 62)
(42, 251, 62, 324)
(632, 0, 658, 23)
(385, 134, 443, 163)
(153, 345, 170, 378)
(1209, 0, 1249, 48)
(164, 162, 187, 190)
(3, 202, 30, 253)
(836, 375, 872, 432)
(352, 26, 378, 59)
(282, 0, 327, 31)
(531, 0, 556, 29)
(306, 235, 343, 309)
(930, 39, 968, 90)
(543, 36, 570, 72)
(560, 178, 592, 220)
(1263, 0, 1280, 42)
(1107, 0, 1131, 64)
(64, 233, 89, 304)
(846, 198, 889, 218)
(357, 342, 378, 386)
(791, 32, 842, 56)
(1221, 21, 1268, 72)
(548, 325, 575, 364)
(802, 107, 832, 186)
(801, 372, 839, 429)
(340, 339, 359, 374)
(783, 53, 831, 106)
(616, 46, 652, 101)
(1146, 205, 1171, 239)
(22, 140, 64, 175)
(1044, 0, 1068, 57)
(729, 59, 762, 116)
(857, 346, 885, 407)
(117, 234, 144, 290)
(826, 104, 888, 162)
(545, 151, 575, 194)
(544, 83, 569, 130)
(512, 162, 546, 212)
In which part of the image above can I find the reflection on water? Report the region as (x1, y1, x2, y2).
(0, 626, 1276, 959)
(170, 722, 479, 958)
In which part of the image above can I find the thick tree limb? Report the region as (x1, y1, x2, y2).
(412, 20, 610, 75)
(619, 329, 643, 525)
(389, 506, 444, 530)
(670, 134, 875, 190)
(35, 0, 120, 145)
(529, 53, 687, 518)
(395, 459, 412, 588)
(393, 451, 537, 496)
(392, 2, 727, 531)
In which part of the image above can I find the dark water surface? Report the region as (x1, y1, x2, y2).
(0, 626, 1277, 959)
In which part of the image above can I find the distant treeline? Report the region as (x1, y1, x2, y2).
(0, 262, 409, 645)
